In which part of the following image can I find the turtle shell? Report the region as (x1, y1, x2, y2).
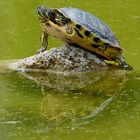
(59, 7, 120, 48)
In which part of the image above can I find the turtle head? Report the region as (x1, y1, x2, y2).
(37, 5, 71, 26)
(37, 5, 51, 22)
(37, 6, 73, 35)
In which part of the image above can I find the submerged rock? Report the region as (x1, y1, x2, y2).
(10, 44, 107, 72)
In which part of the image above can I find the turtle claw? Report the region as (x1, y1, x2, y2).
(117, 55, 133, 71)
(36, 48, 46, 54)
(122, 64, 133, 71)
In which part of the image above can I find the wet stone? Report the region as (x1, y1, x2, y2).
(10, 44, 107, 72)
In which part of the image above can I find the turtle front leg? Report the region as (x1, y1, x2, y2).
(36, 31, 49, 54)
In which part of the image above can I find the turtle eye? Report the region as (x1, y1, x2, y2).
(46, 12, 48, 16)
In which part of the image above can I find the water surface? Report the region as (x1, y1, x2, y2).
(0, 0, 140, 140)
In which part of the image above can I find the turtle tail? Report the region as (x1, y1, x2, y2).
(117, 55, 133, 70)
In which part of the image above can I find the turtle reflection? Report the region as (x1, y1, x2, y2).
(20, 68, 125, 123)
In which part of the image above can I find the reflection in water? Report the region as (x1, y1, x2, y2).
(40, 93, 116, 127)
(0, 60, 140, 139)
(18, 68, 125, 127)
(20, 68, 125, 94)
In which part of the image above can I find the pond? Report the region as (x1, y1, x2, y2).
(0, 0, 140, 140)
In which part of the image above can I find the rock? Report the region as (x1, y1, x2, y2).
(10, 44, 107, 72)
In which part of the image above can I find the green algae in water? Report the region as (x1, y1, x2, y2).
(0, 0, 140, 139)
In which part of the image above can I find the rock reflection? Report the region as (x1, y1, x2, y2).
(20, 68, 125, 94)
(19, 68, 125, 125)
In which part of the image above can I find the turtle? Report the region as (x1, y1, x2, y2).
(36, 5, 133, 70)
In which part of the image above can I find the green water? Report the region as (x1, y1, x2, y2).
(0, 0, 140, 140)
